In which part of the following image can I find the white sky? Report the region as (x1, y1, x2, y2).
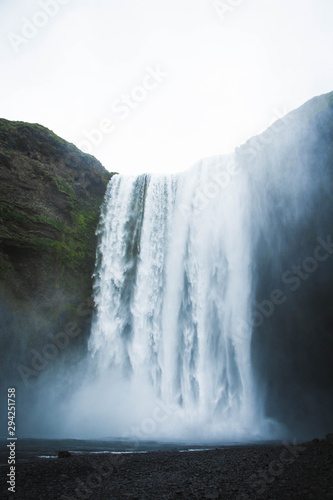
(0, 0, 332, 175)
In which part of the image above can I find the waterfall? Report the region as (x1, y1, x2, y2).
(84, 154, 276, 441)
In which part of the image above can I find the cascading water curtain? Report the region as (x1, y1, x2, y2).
(85, 155, 274, 441)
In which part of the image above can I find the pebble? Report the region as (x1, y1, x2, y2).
(0, 440, 332, 499)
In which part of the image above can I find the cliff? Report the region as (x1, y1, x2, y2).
(236, 91, 333, 437)
(0, 119, 114, 385)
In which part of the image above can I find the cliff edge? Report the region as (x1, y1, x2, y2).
(0, 119, 114, 385)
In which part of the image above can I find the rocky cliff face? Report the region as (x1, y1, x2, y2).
(0, 119, 114, 386)
(236, 91, 333, 437)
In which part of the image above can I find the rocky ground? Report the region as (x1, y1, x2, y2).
(1, 437, 333, 499)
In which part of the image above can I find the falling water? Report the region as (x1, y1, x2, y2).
(84, 154, 275, 441)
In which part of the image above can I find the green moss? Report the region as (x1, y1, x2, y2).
(0, 204, 25, 223)
(62, 204, 100, 269)
(26, 202, 100, 283)
(0, 199, 100, 284)
(32, 214, 65, 231)
(54, 178, 76, 198)
(0, 120, 68, 147)
(29, 237, 56, 251)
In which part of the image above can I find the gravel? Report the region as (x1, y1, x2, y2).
(1, 438, 333, 499)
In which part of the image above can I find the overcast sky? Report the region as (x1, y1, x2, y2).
(0, 0, 332, 175)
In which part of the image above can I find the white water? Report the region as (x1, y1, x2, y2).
(72, 154, 277, 442)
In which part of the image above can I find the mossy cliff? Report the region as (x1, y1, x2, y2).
(0, 119, 114, 384)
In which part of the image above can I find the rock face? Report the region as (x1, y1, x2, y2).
(236, 91, 333, 438)
(0, 119, 114, 387)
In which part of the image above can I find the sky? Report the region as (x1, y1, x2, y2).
(0, 0, 332, 175)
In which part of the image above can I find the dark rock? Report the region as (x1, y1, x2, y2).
(240, 90, 333, 438)
(0, 118, 115, 397)
(58, 451, 72, 458)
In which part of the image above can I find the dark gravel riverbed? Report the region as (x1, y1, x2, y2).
(1, 438, 333, 499)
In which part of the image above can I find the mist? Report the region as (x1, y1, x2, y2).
(7, 93, 332, 444)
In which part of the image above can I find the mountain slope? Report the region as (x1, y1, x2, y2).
(0, 119, 114, 385)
